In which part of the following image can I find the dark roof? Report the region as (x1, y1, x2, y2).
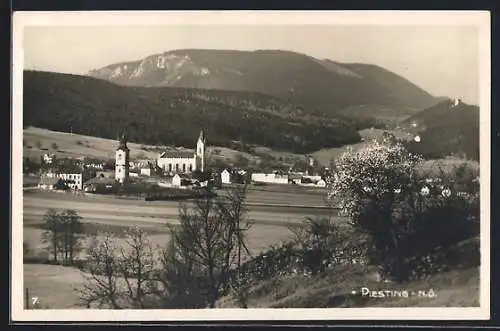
(173, 173, 191, 179)
(84, 177, 117, 185)
(159, 151, 194, 159)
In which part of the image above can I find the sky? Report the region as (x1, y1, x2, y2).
(22, 24, 480, 105)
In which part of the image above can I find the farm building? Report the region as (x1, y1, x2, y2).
(83, 177, 118, 193)
(251, 173, 289, 185)
(172, 174, 192, 187)
(297, 176, 327, 188)
(221, 169, 231, 184)
(96, 170, 115, 179)
(42, 172, 83, 190)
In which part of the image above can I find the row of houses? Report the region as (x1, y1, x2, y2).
(221, 169, 327, 187)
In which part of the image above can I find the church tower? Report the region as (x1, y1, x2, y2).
(115, 133, 130, 184)
(196, 129, 206, 173)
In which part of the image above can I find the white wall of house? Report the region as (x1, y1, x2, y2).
(140, 168, 151, 176)
(57, 173, 83, 190)
(172, 174, 181, 187)
(251, 173, 289, 185)
(158, 157, 196, 173)
(38, 183, 55, 190)
(221, 170, 231, 184)
(316, 180, 327, 187)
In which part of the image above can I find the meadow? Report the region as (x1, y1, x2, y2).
(23, 127, 258, 164)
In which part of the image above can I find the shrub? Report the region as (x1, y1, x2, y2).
(329, 135, 479, 281)
(288, 216, 345, 275)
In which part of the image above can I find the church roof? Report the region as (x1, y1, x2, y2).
(159, 151, 195, 159)
(116, 133, 129, 151)
(198, 129, 206, 142)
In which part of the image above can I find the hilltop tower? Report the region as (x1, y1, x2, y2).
(195, 129, 206, 173)
(115, 133, 130, 183)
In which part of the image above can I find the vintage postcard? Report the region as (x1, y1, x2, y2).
(11, 10, 491, 321)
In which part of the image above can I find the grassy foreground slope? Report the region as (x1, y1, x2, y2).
(217, 237, 480, 308)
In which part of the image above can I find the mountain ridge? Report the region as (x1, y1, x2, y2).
(88, 48, 437, 116)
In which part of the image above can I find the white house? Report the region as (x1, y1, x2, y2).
(38, 176, 59, 190)
(172, 174, 191, 187)
(43, 153, 55, 164)
(58, 173, 83, 190)
(40, 172, 83, 190)
(221, 169, 231, 184)
(140, 168, 152, 176)
(316, 179, 327, 188)
(302, 175, 322, 182)
(251, 173, 289, 185)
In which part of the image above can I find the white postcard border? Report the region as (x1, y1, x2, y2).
(11, 10, 491, 322)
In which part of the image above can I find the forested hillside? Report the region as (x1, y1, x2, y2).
(23, 70, 362, 154)
(404, 99, 480, 160)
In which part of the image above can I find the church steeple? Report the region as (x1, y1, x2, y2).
(115, 132, 130, 184)
(117, 132, 129, 151)
(196, 129, 206, 173)
(198, 129, 206, 143)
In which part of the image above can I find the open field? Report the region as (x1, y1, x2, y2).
(24, 260, 479, 309)
(23, 127, 257, 163)
(22, 189, 340, 258)
(23, 127, 158, 160)
(24, 264, 86, 309)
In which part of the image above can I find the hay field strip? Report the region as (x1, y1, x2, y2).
(23, 187, 329, 208)
(23, 127, 253, 163)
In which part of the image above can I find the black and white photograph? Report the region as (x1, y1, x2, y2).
(11, 11, 491, 321)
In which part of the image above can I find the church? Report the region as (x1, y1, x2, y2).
(157, 129, 206, 174)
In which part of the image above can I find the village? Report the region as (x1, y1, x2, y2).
(28, 129, 329, 196)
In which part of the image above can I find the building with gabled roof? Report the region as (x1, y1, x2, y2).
(157, 129, 206, 174)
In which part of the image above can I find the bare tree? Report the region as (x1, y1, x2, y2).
(160, 185, 252, 308)
(60, 209, 84, 264)
(41, 209, 62, 262)
(78, 227, 161, 309)
(215, 184, 253, 307)
(41, 209, 84, 264)
(79, 232, 122, 309)
(116, 226, 160, 308)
